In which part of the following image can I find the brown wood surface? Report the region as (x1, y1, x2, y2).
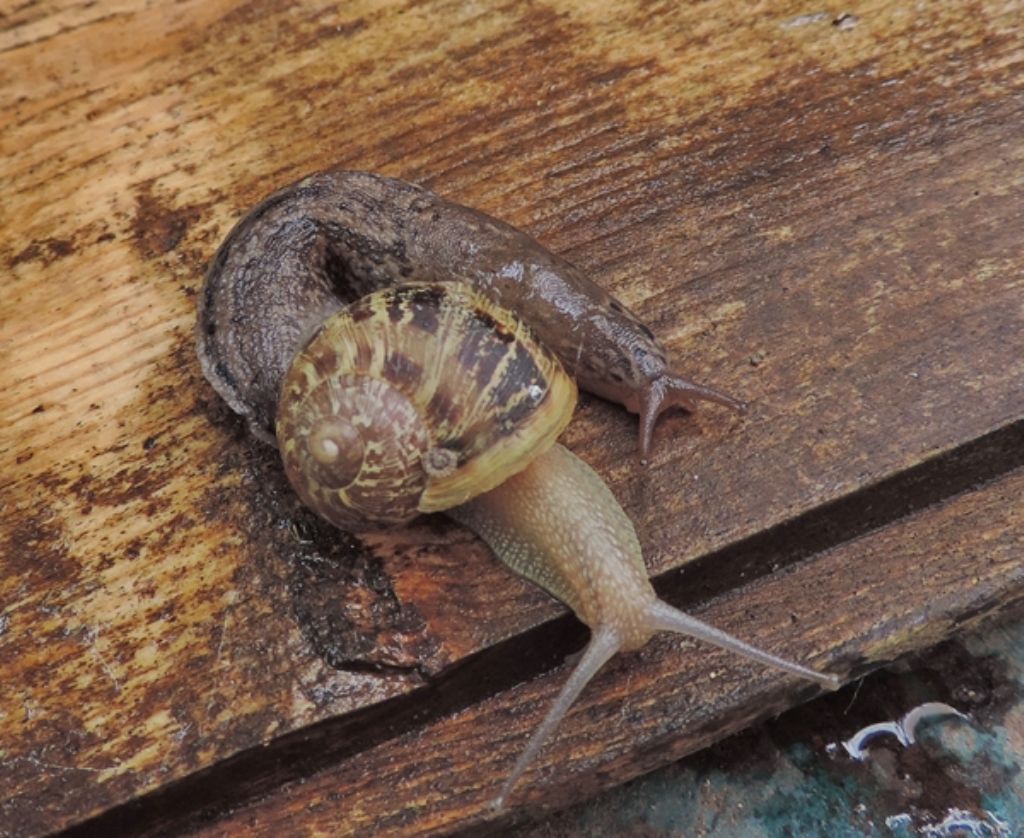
(1, 1, 1021, 835)
(195, 466, 1024, 836)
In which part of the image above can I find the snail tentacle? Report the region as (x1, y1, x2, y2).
(493, 626, 622, 812)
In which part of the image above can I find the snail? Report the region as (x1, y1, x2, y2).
(196, 171, 839, 809)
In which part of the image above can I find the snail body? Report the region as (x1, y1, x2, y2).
(198, 170, 745, 457)
(196, 172, 838, 808)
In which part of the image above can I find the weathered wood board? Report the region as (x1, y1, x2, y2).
(189, 466, 1024, 837)
(1, 1, 1021, 835)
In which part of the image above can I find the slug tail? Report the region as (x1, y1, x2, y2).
(643, 599, 839, 690)
(493, 627, 622, 811)
(638, 374, 747, 459)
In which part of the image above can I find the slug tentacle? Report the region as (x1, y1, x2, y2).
(638, 373, 748, 460)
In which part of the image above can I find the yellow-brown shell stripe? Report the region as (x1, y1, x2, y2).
(377, 285, 577, 511)
(334, 283, 570, 438)
(279, 282, 577, 520)
(352, 284, 541, 428)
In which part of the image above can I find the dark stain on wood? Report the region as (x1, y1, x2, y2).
(131, 182, 204, 260)
(283, 500, 447, 677)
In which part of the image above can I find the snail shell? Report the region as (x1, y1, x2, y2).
(276, 283, 577, 530)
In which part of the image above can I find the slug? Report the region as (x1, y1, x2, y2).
(196, 171, 839, 809)
(198, 170, 746, 459)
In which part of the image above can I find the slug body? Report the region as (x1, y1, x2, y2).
(198, 170, 744, 457)
(196, 172, 837, 809)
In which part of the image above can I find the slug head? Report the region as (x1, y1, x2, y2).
(571, 324, 747, 461)
(636, 365, 748, 461)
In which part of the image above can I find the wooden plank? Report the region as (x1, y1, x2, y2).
(1, 0, 1022, 834)
(179, 467, 1024, 835)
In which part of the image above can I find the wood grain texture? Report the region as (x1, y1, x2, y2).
(191, 467, 1024, 836)
(1, 0, 1022, 835)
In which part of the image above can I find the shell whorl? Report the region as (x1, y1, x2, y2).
(276, 283, 577, 531)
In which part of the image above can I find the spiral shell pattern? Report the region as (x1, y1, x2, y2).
(276, 283, 577, 531)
